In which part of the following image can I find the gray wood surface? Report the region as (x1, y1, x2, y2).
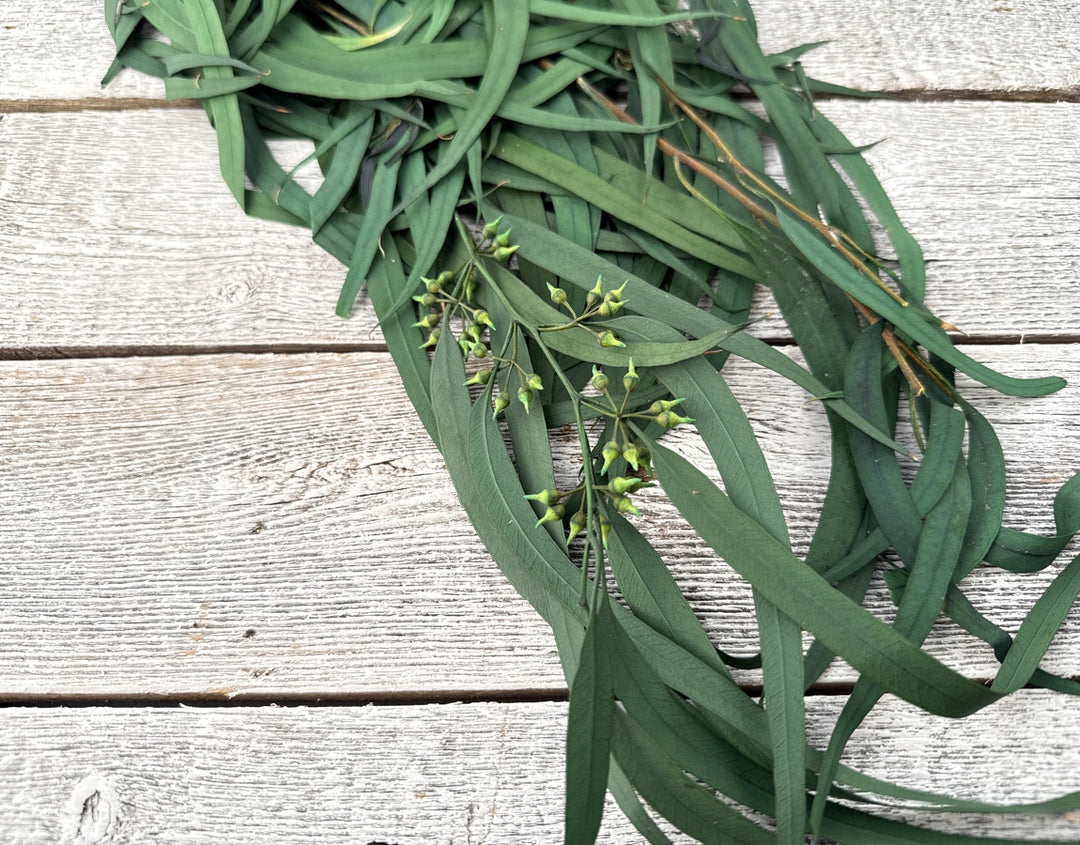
(1, 1, 1078, 842)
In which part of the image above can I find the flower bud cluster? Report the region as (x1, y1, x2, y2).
(476, 217, 520, 263)
(413, 267, 495, 362)
(541, 275, 630, 349)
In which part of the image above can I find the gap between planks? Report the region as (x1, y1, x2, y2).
(2, 332, 1078, 364)
(3, 85, 1079, 116)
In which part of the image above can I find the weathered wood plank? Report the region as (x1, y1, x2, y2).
(1, 695, 1079, 842)
(3, 1, 1078, 104)
(2, 102, 1078, 355)
(1, 345, 1075, 696)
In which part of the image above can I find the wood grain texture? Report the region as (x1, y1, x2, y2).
(1, 346, 1075, 696)
(2, 102, 1078, 354)
(752, 0, 1080, 98)
(3, 1, 1078, 104)
(1, 696, 1079, 843)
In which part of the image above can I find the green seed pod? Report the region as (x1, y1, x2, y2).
(611, 494, 640, 516)
(413, 311, 442, 329)
(436, 270, 456, 287)
(608, 280, 628, 303)
(525, 488, 561, 506)
(586, 276, 604, 308)
(492, 245, 519, 262)
(645, 398, 684, 415)
(535, 503, 565, 528)
(546, 282, 568, 306)
(482, 217, 502, 239)
(566, 509, 588, 545)
(598, 330, 625, 349)
(464, 368, 492, 387)
(425, 276, 443, 294)
(622, 441, 641, 471)
(412, 292, 438, 308)
(493, 227, 512, 248)
(601, 439, 621, 474)
(471, 342, 489, 359)
(623, 358, 639, 393)
(474, 310, 495, 328)
(466, 323, 483, 343)
(598, 512, 611, 548)
(591, 366, 609, 393)
(517, 386, 533, 413)
(597, 298, 624, 318)
(420, 328, 441, 349)
(525, 373, 543, 392)
(610, 476, 642, 496)
(654, 410, 694, 429)
(492, 392, 511, 418)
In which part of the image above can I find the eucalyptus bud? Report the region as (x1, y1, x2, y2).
(517, 386, 533, 413)
(598, 330, 625, 349)
(413, 311, 441, 329)
(586, 277, 604, 308)
(474, 310, 495, 328)
(471, 342, 489, 360)
(611, 494, 640, 516)
(482, 217, 502, 239)
(623, 358, 639, 393)
(608, 281, 628, 303)
(493, 228, 512, 248)
(610, 476, 645, 496)
(525, 488, 561, 506)
(654, 410, 694, 429)
(600, 439, 621, 474)
(420, 328, 441, 349)
(599, 512, 611, 548)
(567, 509, 588, 545)
(492, 245, 519, 262)
(492, 392, 511, 418)
(535, 503, 566, 528)
(597, 298, 624, 318)
(622, 441, 641, 471)
(425, 276, 443, 294)
(465, 368, 492, 387)
(645, 398, 685, 415)
(436, 270, 456, 287)
(466, 322, 483, 343)
(546, 282, 568, 306)
(412, 291, 438, 308)
(525, 373, 543, 392)
(590, 366, 609, 393)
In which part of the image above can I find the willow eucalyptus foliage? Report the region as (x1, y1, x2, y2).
(105, 1, 1080, 841)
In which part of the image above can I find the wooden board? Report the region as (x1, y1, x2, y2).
(2, 695, 1080, 842)
(2, 101, 1079, 355)
(5, 1, 1079, 105)
(1, 345, 1075, 697)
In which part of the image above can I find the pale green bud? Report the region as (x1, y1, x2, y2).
(535, 503, 566, 528)
(654, 410, 694, 429)
(420, 328, 441, 349)
(622, 441, 641, 471)
(524, 488, 561, 506)
(586, 277, 604, 307)
(525, 373, 543, 392)
(492, 245, 519, 262)
(474, 310, 495, 328)
(623, 358, 639, 393)
(412, 292, 438, 308)
(600, 439, 621, 475)
(493, 228, 512, 248)
(598, 330, 625, 349)
(610, 476, 645, 496)
(482, 217, 502, 239)
(471, 342, 489, 359)
(517, 386, 533, 413)
(413, 311, 441, 329)
(492, 392, 511, 418)
(567, 509, 588, 545)
(465, 368, 492, 387)
(599, 512, 611, 548)
(611, 495, 640, 516)
(546, 282, 568, 306)
(591, 366, 609, 393)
